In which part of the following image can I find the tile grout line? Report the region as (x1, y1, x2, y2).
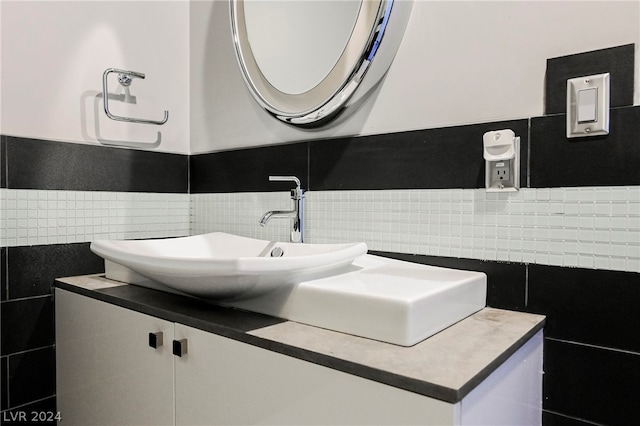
(546, 336, 640, 357)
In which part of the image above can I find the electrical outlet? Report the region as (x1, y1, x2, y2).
(483, 130, 520, 192)
(493, 160, 510, 181)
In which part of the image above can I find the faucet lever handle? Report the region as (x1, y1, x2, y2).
(268, 175, 301, 188)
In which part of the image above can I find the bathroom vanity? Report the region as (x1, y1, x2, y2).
(55, 275, 544, 425)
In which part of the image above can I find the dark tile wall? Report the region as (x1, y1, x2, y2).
(0, 243, 103, 420)
(193, 106, 640, 194)
(1, 137, 7, 189)
(1, 296, 55, 356)
(544, 339, 640, 425)
(527, 265, 640, 354)
(3, 136, 188, 192)
(190, 119, 530, 193)
(0, 136, 188, 419)
(7, 347, 56, 410)
(309, 119, 529, 191)
(190, 142, 308, 193)
(530, 107, 640, 188)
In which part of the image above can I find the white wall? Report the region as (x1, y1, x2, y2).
(1, 1, 190, 154)
(2, 1, 638, 155)
(190, 0, 640, 154)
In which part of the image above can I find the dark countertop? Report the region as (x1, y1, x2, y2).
(55, 274, 545, 404)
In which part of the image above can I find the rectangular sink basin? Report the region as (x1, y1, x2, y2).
(225, 254, 486, 346)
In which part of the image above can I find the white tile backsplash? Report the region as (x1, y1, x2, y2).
(188, 187, 640, 273)
(2, 186, 638, 272)
(191, 192, 293, 243)
(0, 189, 190, 246)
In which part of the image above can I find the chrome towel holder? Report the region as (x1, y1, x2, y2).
(102, 68, 169, 125)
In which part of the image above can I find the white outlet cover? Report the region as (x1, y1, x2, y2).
(566, 73, 610, 138)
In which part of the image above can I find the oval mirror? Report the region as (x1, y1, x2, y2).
(231, 0, 413, 127)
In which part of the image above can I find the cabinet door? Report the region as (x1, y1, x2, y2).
(174, 324, 454, 425)
(56, 289, 174, 425)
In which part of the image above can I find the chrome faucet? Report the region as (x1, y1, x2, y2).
(259, 176, 304, 243)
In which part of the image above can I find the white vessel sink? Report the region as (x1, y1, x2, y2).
(91, 232, 486, 346)
(91, 232, 368, 300)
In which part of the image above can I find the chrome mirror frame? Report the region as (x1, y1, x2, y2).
(230, 0, 404, 127)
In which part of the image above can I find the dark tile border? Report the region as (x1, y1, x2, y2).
(1, 248, 7, 301)
(309, 119, 529, 191)
(530, 106, 640, 188)
(1, 136, 7, 188)
(543, 338, 640, 425)
(190, 142, 309, 193)
(3, 136, 188, 193)
(1, 296, 55, 356)
(1, 356, 7, 411)
(6, 347, 56, 409)
(527, 264, 640, 353)
(189, 105, 637, 192)
(0, 243, 103, 415)
(545, 44, 635, 115)
(5, 243, 104, 300)
(6, 103, 638, 195)
(189, 119, 530, 193)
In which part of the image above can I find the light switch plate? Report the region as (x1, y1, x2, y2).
(566, 73, 610, 138)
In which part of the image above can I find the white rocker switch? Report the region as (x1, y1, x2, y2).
(577, 88, 597, 123)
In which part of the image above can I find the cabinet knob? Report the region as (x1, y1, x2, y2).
(173, 339, 188, 357)
(149, 332, 164, 349)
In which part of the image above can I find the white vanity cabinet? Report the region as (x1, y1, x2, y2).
(173, 324, 455, 425)
(56, 287, 543, 426)
(55, 289, 174, 425)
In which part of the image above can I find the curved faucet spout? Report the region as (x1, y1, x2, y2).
(259, 210, 295, 227)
